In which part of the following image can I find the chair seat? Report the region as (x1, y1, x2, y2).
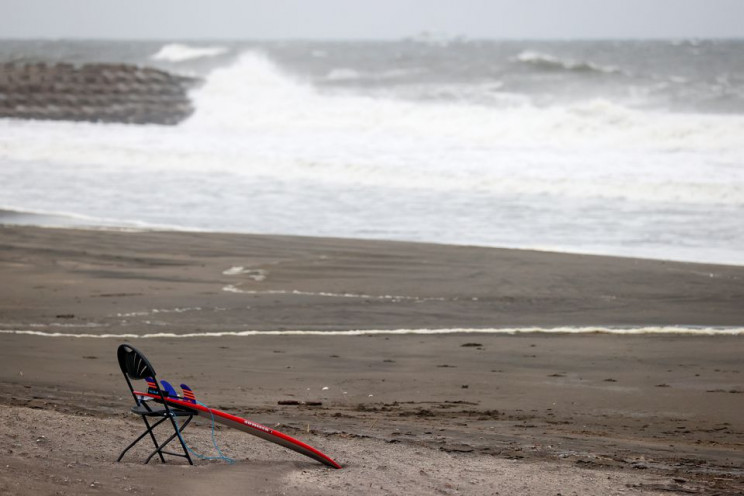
(131, 403, 193, 417)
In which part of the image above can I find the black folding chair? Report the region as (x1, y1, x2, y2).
(116, 344, 194, 465)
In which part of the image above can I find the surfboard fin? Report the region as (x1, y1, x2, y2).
(160, 380, 179, 399)
(180, 383, 197, 404)
(145, 377, 158, 395)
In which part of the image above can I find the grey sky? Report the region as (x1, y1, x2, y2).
(2, 0, 743, 40)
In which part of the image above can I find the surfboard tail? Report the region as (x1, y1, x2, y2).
(207, 409, 343, 469)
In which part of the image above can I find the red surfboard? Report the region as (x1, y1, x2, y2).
(134, 390, 341, 469)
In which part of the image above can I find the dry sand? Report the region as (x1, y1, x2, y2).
(1, 225, 743, 495)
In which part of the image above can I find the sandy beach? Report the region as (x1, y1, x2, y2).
(1, 225, 743, 495)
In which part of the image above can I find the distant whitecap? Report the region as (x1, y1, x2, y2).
(151, 43, 228, 62)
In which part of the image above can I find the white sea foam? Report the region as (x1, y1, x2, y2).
(1, 50, 743, 265)
(151, 43, 228, 62)
(115, 307, 203, 318)
(325, 67, 426, 82)
(221, 286, 446, 301)
(222, 267, 267, 280)
(151, 307, 202, 313)
(183, 52, 744, 155)
(2, 52, 742, 204)
(1, 327, 742, 339)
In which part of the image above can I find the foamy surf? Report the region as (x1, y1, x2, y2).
(2, 41, 744, 266)
(151, 43, 228, 62)
(1, 327, 742, 339)
(222, 286, 447, 302)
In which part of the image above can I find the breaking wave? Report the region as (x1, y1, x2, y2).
(183, 52, 744, 154)
(514, 50, 623, 75)
(151, 43, 228, 62)
(2, 48, 743, 265)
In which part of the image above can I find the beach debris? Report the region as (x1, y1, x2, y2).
(321, 386, 329, 390)
(460, 343, 482, 347)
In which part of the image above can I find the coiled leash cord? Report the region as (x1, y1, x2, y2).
(172, 400, 235, 464)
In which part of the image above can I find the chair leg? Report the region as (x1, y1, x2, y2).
(144, 416, 167, 463)
(144, 415, 193, 465)
(171, 414, 194, 465)
(117, 416, 169, 463)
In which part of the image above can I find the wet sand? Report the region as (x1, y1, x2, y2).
(1, 225, 743, 494)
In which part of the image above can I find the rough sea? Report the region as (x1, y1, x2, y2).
(1, 39, 743, 265)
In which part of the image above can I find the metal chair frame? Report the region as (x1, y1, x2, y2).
(116, 344, 194, 465)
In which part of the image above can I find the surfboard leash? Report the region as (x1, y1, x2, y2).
(172, 400, 235, 464)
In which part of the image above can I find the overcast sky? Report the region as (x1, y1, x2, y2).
(2, 0, 743, 40)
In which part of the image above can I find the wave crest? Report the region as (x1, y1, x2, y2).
(151, 43, 228, 62)
(514, 50, 622, 75)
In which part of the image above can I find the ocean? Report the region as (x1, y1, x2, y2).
(1, 39, 743, 265)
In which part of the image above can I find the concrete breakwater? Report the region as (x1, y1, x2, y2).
(0, 63, 199, 125)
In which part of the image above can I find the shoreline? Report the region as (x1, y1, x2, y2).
(2, 210, 744, 268)
(3, 325, 744, 339)
(1, 225, 743, 494)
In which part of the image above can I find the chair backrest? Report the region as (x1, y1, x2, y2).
(117, 344, 168, 409)
(118, 344, 157, 380)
